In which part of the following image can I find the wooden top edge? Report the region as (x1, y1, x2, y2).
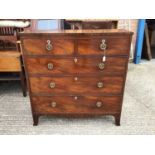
(0, 51, 21, 57)
(19, 29, 133, 36)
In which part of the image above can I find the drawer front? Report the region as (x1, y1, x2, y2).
(25, 57, 127, 75)
(32, 96, 122, 114)
(30, 76, 124, 95)
(0, 57, 21, 72)
(22, 37, 74, 55)
(78, 37, 130, 55)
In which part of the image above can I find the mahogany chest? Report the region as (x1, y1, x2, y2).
(19, 29, 133, 126)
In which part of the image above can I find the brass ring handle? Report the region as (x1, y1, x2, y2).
(49, 82, 55, 88)
(100, 39, 107, 51)
(96, 101, 102, 108)
(47, 63, 53, 70)
(97, 82, 104, 88)
(50, 101, 57, 108)
(46, 40, 53, 51)
(98, 62, 105, 70)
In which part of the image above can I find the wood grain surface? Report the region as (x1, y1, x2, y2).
(19, 29, 133, 125)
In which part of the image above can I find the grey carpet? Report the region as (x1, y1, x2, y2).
(0, 60, 155, 134)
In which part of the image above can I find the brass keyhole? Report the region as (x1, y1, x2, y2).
(74, 96, 78, 100)
(74, 77, 78, 81)
(74, 57, 78, 63)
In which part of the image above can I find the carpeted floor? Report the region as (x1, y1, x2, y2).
(0, 60, 155, 135)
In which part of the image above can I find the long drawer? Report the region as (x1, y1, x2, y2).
(25, 57, 127, 75)
(29, 76, 124, 95)
(32, 96, 122, 114)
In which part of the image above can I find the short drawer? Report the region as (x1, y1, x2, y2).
(32, 96, 122, 114)
(25, 57, 127, 75)
(22, 37, 74, 55)
(78, 37, 130, 55)
(30, 76, 124, 95)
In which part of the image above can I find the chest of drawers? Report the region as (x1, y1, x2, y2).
(20, 29, 133, 126)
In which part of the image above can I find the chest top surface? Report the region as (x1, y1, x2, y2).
(19, 29, 133, 37)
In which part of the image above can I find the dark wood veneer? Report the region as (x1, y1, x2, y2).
(29, 76, 124, 95)
(25, 57, 127, 75)
(78, 37, 130, 55)
(20, 29, 133, 126)
(32, 96, 122, 114)
(23, 38, 74, 55)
